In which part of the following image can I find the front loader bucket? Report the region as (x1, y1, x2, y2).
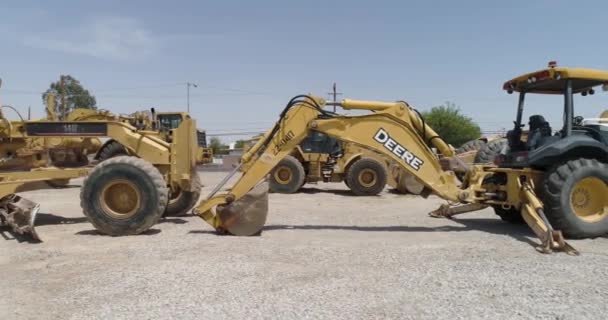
(217, 180, 269, 236)
(0, 195, 41, 241)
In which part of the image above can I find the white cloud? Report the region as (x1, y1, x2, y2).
(22, 16, 159, 60)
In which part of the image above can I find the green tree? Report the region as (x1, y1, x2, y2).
(422, 102, 481, 148)
(42, 75, 97, 120)
(234, 139, 246, 149)
(209, 137, 229, 155)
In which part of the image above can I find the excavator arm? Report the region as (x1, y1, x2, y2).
(193, 95, 463, 235)
(193, 94, 577, 254)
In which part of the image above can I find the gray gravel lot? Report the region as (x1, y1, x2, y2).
(1, 171, 607, 320)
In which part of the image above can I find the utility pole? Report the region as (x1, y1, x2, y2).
(60, 75, 66, 120)
(327, 82, 342, 112)
(27, 106, 31, 120)
(187, 82, 198, 113)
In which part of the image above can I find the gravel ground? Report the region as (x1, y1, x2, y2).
(1, 171, 608, 320)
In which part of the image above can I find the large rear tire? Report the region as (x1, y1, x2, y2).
(474, 138, 507, 163)
(80, 156, 168, 236)
(541, 159, 608, 238)
(164, 171, 202, 216)
(345, 158, 387, 196)
(269, 155, 305, 194)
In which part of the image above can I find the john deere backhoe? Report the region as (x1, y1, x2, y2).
(266, 131, 399, 196)
(193, 66, 608, 254)
(0, 80, 200, 240)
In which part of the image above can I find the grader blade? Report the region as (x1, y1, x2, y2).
(0, 195, 41, 241)
(217, 180, 269, 236)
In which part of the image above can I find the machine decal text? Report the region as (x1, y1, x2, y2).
(374, 128, 424, 170)
(273, 130, 295, 155)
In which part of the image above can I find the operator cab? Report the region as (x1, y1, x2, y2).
(500, 62, 608, 168)
(156, 113, 184, 130)
(300, 131, 342, 156)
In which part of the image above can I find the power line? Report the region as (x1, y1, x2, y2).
(207, 131, 265, 137)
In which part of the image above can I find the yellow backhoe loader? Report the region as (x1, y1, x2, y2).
(193, 65, 608, 255)
(267, 132, 398, 196)
(0, 80, 199, 240)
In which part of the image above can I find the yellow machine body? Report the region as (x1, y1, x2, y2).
(194, 95, 578, 254)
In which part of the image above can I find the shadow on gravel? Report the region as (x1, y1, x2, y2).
(159, 218, 188, 224)
(263, 217, 537, 248)
(75, 228, 162, 237)
(448, 217, 537, 248)
(35, 213, 88, 226)
(188, 230, 218, 235)
(1, 213, 88, 243)
(298, 187, 368, 197)
(0, 228, 39, 243)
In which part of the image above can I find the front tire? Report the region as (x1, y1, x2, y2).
(164, 171, 202, 216)
(269, 155, 305, 194)
(542, 159, 608, 238)
(345, 158, 387, 196)
(80, 156, 168, 236)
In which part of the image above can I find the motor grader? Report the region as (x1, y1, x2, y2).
(0, 91, 104, 195)
(65, 108, 213, 165)
(0, 81, 200, 240)
(192, 66, 608, 254)
(59, 107, 212, 216)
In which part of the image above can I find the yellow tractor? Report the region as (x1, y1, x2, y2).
(193, 65, 608, 255)
(63, 108, 213, 165)
(268, 132, 397, 195)
(0, 80, 200, 240)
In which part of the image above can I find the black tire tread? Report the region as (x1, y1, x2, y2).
(475, 138, 507, 163)
(269, 155, 305, 194)
(456, 139, 486, 154)
(164, 171, 202, 216)
(345, 158, 387, 196)
(97, 140, 128, 161)
(80, 156, 168, 236)
(541, 158, 608, 239)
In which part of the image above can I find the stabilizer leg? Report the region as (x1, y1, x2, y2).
(519, 182, 578, 255)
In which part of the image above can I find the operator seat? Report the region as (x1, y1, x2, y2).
(526, 115, 552, 150)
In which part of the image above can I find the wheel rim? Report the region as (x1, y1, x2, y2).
(273, 166, 292, 185)
(100, 179, 141, 219)
(570, 177, 608, 222)
(358, 169, 377, 188)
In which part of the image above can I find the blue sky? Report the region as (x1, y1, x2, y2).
(1, 0, 607, 142)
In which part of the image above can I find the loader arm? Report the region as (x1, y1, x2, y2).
(193, 95, 463, 232)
